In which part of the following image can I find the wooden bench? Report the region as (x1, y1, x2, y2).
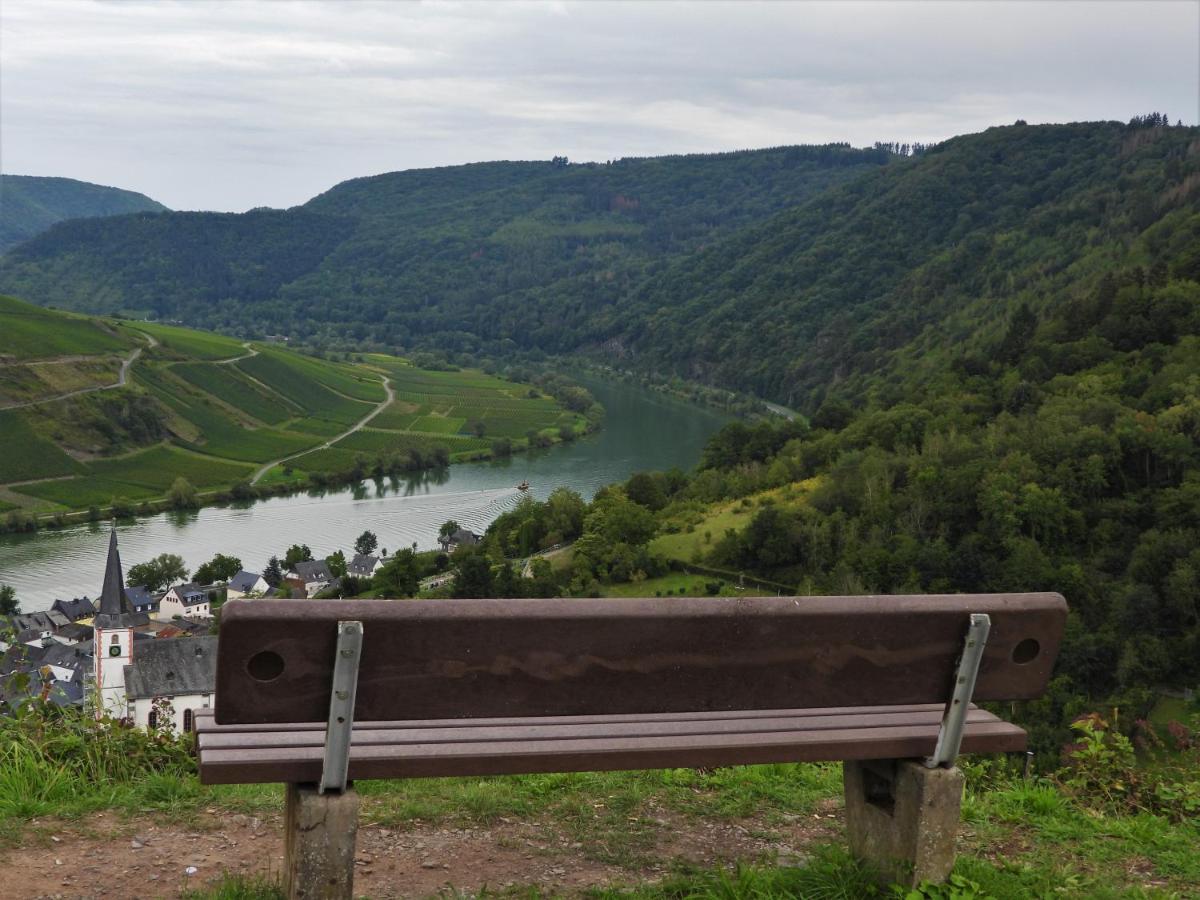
(196, 592, 1066, 898)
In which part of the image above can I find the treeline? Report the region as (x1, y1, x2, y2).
(3, 121, 1196, 411)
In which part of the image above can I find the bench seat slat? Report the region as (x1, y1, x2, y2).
(195, 712, 1025, 784)
(197, 708, 1001, 751)
(191, 703, 953, 733)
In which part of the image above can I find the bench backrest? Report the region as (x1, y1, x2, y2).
(215, 593, 1066, 725)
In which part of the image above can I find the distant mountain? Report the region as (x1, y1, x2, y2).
(0, 174, 168, 254)
(0, 123, 1196, 413)
(0, 144, 891, 343)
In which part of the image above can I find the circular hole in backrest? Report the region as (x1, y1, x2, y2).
(1012, 638, 1040, 665)
(247, 650, 285, 682)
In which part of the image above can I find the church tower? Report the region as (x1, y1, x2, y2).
(92, 528, 147, 719)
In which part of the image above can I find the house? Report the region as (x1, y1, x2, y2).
(159, 583, 217, 620)
(347, 554, 383, 579)
(438, 528, 480, 553)
(123, 635, 217, 733)
(125, 585, 160, 616)
(50, 622, 94, 646)
(51, 596, 97, 622)
(38, 642, 90, 683)
(226, 570, 270, 600)
(286, 560, 333, 598)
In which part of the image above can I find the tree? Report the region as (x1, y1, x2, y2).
(126, 554, 188, 592)
(373, 549, 419, 597)
(0, 583, 18, 615)
(625, 472, 667, 511)
(354, 530, 379, 556)
(327, 550, 347, 579)
(439, 520, 460, 541)
(193, 553, 243, 585)
(452, 549, 494, 598)
(283, 544, 313, 568)
(167, 476, 199, 509)
(998, 303, 1038, 363)
(263, 556, 283, 587)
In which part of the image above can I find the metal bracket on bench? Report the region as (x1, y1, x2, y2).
(320, 620, 363, 794)
(925, 613, 991, 769)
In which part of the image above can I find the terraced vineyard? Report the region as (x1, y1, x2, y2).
(0, 296, 587, 520)
(275, 357, 584, 478)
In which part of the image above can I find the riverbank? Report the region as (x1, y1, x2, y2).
(0, 416, 595, 536)
(0, 377, 730, 608)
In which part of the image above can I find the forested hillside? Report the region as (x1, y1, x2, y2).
(0, 145, 890, 345)
(444, 227, 1200, 752)
(619, 255, 1200, 751)
(2, 123, 1196, 417)
(0, 174, 167, 254)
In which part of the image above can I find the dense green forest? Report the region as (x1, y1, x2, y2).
(0, 144, 891, 355)
(0, 174, 167, 254)
(438, 245, 1200, 753)
(3, 123, 1197, 415)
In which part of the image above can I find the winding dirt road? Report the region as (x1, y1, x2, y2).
(249, 374, 395, 484)
(0, 332, 158, 411)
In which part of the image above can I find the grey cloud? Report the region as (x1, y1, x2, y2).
(1, 0, 1195, 211)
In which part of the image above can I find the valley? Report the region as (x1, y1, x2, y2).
(0, 296, 589, 523)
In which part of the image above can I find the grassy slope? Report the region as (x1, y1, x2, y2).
(0, 299, 583, 514)
(0, 295, 136, 360)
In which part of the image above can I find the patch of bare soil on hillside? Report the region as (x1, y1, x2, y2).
(2, 803, 842, 900)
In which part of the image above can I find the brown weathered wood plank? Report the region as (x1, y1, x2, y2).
(197, 719, 1027, 784)
(193, 703, 956, 733)
(197, 708, 1001, 751)
(215, 593, 1067, 725)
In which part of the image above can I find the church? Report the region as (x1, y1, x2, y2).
(92, 529, 217, 733)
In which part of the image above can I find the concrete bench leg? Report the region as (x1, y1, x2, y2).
(283, 783, 360, 900)
(843, 759, 964, 887)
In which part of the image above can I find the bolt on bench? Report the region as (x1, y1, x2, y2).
(195, 593, 1066, 898)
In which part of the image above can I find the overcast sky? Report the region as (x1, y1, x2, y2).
(1, 0, 1197, 212)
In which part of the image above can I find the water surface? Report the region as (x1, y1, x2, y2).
(0, 378, 728, 609)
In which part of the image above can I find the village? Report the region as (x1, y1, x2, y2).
(0, 523, 483, 732)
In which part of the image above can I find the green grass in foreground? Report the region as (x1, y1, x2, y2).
(4, 706, 1198, 898)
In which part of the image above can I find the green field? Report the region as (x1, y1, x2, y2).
(87, 445, 253, 489)
(409, 414, 466, 434)
(334, 429, 488, 455)
(1, 301, 588, 516)
(248, 348, 386, 403)
(172, 363, 296, 425)
(651, 480, 821, 564)
(0, 295, 136, 360)
(237, 351, 376, 423)
(15, 446, 254, 508)
(16, 477, 162, 508)
(128, 321, 245, 360)
(0, 410, 84, 482)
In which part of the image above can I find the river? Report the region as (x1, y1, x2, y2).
(0, 378, 730, 610)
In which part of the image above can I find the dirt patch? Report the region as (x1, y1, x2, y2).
(2, 805, 844, 899)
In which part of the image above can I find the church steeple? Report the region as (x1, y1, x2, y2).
(94, 527, 144, 629)
(93, 527, 147, 719)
